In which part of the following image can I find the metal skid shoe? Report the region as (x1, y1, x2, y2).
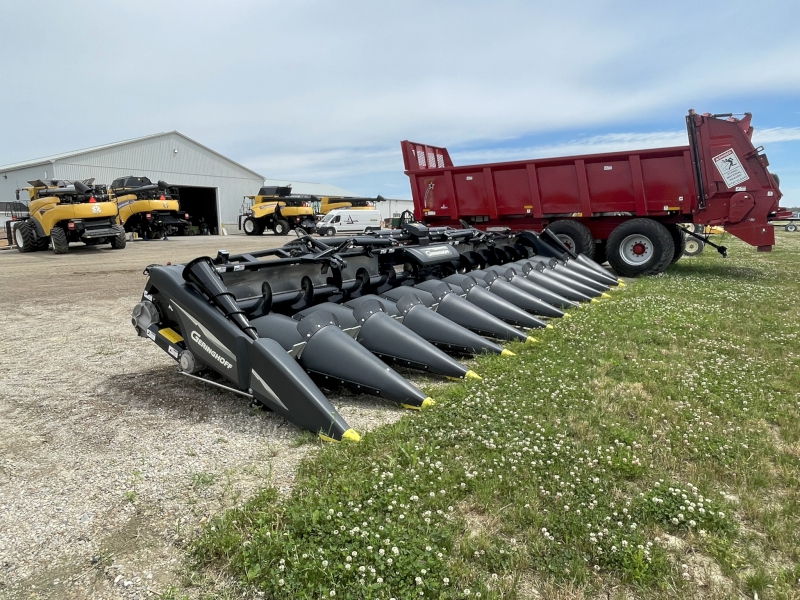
(133, 258, 359, 442)
(349, 294, 506, 357)
(293, 300, 474, 380)
(291, 311, 433, 410)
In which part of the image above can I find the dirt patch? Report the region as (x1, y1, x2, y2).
(0, 235, 406, 599)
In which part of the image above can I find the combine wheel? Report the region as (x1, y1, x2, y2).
(50, 227, 70, 254)
(14, 221, 38, 253)
(666, 224, 687, 264)
(273, 219, 290, 235)
(606, 218, 675, 277)
(683, 237, 705, 256)
(243, 217, 264, 236)
(110, 225, 127, 250)
(786, 223, 798, 232)
(546, 220, 595, 258)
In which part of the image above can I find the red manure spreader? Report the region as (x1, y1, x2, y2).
(402, 111, 788, 276)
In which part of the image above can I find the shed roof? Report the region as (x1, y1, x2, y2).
(0, 131, 265, 180)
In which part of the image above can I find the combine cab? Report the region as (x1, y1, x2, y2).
(240, 186, 317, 236)
(133, 221, 621, 440)
(13, 179, 125, 254)
(110, 176, 190, 239)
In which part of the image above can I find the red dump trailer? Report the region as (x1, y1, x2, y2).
(402, 111, 785, 276)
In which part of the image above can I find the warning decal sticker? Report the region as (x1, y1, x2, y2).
(712, 148, 749, 188)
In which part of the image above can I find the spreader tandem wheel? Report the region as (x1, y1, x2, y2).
(606, 218, 675, 277)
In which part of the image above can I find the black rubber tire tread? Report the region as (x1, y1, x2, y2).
(14, 220, 37, 253)
(606, 218, 675, 277)
(593, 240, 607, 265)
(243, 217, 264, 236)
(274, 219, 290, 235)
(325, 227, 336, 237)
(50, 227, 69, 254)
(546, 220, 595, 259)
(110, 225, 127, 250)
(666, 225, 686, 264)
(683, 238, 705, 256)
(786, 224, 798, 232)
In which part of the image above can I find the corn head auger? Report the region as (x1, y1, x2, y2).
(131, 222, 622, 441)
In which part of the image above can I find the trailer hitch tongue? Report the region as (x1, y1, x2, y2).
(183, 256, 258, 339)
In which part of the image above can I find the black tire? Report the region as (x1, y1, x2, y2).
(243, 217, 264, 236)
(691, 223, 705, 234)
(666, 225, 686, 264)
(786, 223, 798, 233)
(324, 227, 336, 237)
(606, 218, 675, 277)
(110, 225, 127, 250)
(593, 240, 607, 265)
(50, 227, 69, 254)
(273, 219, 290, 235)
(546, 220, 595, 259)
(14, 221, 37, 253)
(683, 237, 705, 257)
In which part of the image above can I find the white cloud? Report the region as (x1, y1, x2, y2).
(1, 0, 800, 193)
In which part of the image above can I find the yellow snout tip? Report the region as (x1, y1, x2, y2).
(501, 349, 516, 357)
(422, 397, 436, 408)
(342, 429, 361, 442)
(601, 292, 611, 299)
(591, 298, 600, 303)
(563, 313, 571, 319)
(465, 370, 482, 380)
(526, 336, 538, 343)
(617, 279, 626, 286)
(546, 323, 554, 329)
(320, 428, 362, 443)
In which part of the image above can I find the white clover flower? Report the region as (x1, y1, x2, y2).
(278, 579, 285, 586)
(377, 577, 383, 583)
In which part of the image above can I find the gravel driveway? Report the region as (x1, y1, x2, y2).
(0, 235, 406, 599)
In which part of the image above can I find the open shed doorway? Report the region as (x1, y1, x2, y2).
(176, 186, 219, 235)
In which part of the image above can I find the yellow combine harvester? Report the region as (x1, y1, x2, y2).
(110, 176, 190, 239)
(318, 195, 385, 215)
(13, 179, 125, 254)
(240, 186, 317, 235)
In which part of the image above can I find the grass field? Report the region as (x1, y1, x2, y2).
(180, 231, 800, 600)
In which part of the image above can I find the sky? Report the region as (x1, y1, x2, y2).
(1, 0, 799, 205)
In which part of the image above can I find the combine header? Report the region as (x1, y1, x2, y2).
(402, 111, 786, 276)
(132, 222, 620, 440)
